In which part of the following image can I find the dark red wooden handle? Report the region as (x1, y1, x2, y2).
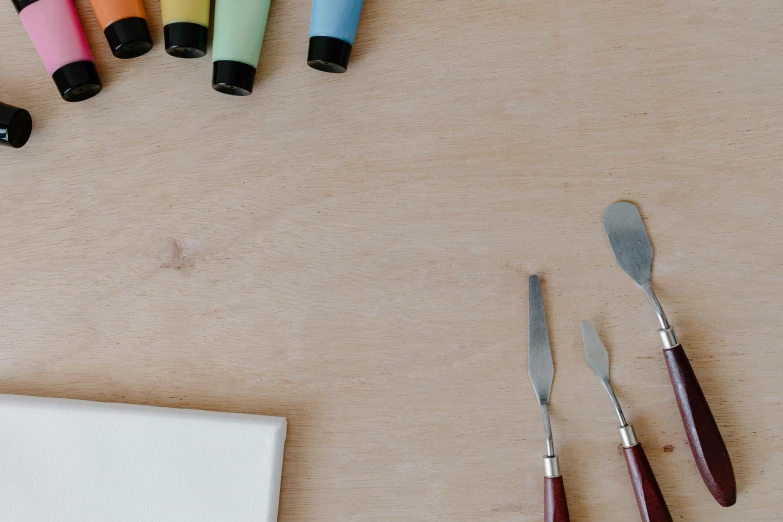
(623, 443, 673, 522)
(664, 344, 736, 506)
(544, 475, 570, 522)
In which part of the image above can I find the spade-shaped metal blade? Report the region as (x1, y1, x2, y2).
(602, 202, 654, 287)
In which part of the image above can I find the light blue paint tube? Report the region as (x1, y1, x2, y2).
(307, 0, 364, 73)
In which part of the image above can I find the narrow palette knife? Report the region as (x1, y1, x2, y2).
(528, 275, 570, 522)
(602, 202, 736, 507)
(582, 321, 672, 522)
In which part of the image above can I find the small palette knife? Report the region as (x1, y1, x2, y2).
(602, 202, 736, 507)
(582, 321, 673, 522)
(528, 275, 570, 522)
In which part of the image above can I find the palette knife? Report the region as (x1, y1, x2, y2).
(528, 275, 570, 522)
(582, 320, 672, 522)
(602, 202, 736, 507)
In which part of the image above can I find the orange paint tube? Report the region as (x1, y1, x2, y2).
(88, 0, 152, 59)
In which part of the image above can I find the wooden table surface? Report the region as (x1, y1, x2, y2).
(2, 1, 781, 520)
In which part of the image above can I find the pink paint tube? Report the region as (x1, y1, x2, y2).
(13, 0, 102, 102)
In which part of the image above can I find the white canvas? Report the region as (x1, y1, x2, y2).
(0, 394, 286, 522)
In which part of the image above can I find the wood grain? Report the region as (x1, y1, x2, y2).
(664, 344, 736, 506)
(544, 477, 571, 522)
(1, 0, 782, 520)
(623, 443, 673, 522)
(545, 476, 571, 522)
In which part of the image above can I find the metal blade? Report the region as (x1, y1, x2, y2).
(603, 202, 676, 339)
(581, 320, 628, 427)
(581, 320, 609, 382)
(528, 275, 553, 405)
(602, 202, 654, 287)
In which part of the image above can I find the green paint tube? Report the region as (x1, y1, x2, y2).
(212, 0, 272, 96)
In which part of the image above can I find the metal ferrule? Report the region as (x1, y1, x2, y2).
(659, 327, 679, 349)
(619, 424, 638, 448)
(543, 455, 560, 478)
(640, 283, 679, 349)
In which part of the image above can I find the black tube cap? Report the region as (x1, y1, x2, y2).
(104, 17, 153, 59)
(0, 102, 32, 148)
(164, 22, 208, 59)
(11, 0, 38, 13)
(212, 61, 256, 96)
(308, 36, 352, 73)
(52, 61, 102, 102)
